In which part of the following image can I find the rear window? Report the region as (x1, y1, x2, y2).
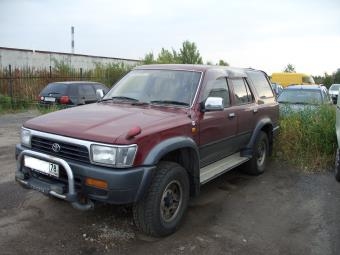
(247, 71, 274, 99)
(41, 83, 68, 95)
(330, 84, 340, 92)
(278, 89, 322, 105)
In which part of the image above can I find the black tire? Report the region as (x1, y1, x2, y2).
(335, 148, 340, 182)
(133, 161, 189, 237)
(243, 131, 269, 175)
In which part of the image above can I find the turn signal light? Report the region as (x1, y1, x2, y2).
(85, 177, 108, 190)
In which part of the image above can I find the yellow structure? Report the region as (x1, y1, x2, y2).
(271, 73, 315, 87)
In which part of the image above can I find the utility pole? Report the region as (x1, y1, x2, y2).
(71, 26, 75, 54)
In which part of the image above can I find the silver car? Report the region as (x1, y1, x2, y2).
(329, 84, 340, 104)
(336, 93, 340, 181)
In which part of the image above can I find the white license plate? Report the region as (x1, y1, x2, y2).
(44, 97, 56, 102)
(24, 156, 59, 178)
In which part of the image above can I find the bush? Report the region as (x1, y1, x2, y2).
(275, 104, 336, 171)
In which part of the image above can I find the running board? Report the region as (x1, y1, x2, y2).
(200, 153, 250, 184)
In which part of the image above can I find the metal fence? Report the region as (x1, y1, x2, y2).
(0, 64, 131, 106)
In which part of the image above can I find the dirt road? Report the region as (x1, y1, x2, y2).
(0, 111, 339, 255)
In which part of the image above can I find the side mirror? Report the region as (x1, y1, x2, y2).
(203, 97, 224, 111)
(96, 89, 104, 101)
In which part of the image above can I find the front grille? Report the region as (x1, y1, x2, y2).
(31, 136, 90, 163)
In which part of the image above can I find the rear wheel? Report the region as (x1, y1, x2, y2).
(335, 148, 340, 182)
(133, 161, 189, 237)
(243, 131, 269, 175)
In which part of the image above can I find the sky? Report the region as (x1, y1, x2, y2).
(0, 0, 339, 76)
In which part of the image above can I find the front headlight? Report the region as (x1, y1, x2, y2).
(91, 144, 137, 167)
(21, 128, 31, 147)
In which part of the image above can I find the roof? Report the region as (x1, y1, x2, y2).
(134, 64, 263, 78)
(285, 85, 323, 90)
(49, 81, 103, 85)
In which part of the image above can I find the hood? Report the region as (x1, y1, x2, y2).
(24, 103, 190, 144)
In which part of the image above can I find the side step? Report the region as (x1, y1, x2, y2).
(200, 153, 250, 184)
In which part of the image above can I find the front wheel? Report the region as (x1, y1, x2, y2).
(335, 148, 340, 182)
(133, 161, 189, 237)
(243, 131, 269, 175)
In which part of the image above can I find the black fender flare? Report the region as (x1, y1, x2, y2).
(241, 118, 273, 157)
(143, 136, 199, 165)
(143, 136, 200, 196)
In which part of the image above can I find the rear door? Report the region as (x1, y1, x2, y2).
(198, 77, 238, 167)
(228, 78, 257, 149)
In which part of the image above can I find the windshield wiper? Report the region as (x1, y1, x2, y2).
(150, 100, 189, 106)
(101, 96, 139, 102)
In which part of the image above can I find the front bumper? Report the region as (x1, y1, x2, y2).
(15, 144, 155, 207)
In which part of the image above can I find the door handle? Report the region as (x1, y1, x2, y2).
(228, 112, 236, 118)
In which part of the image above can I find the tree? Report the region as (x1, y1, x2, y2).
(323, 73, 333, 88)
(283, 63, 296, 73)
(178, 40, 203, 64)
(142, 52, 156, 64)
(156, 48, 179, 64)
(218, 59, 229, 66)
(334, 69, 340, 84)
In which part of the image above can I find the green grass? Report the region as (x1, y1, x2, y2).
(0, 94, 34, 114)
(35, 104, 66, 114)
(275, 104, 336, 171)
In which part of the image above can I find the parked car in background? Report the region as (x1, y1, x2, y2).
(329, 83, 340, 104)
(271, 83, 283, 96)
(277, 85, 332, 113)
(38, 81, 109, 107)
(336, 96, 340, 181)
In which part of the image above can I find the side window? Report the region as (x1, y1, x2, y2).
(231, 78, 253, 105)
(247, 71, 274, 99)
(79, 85, 95, 97)
(202, 78, 230, 107)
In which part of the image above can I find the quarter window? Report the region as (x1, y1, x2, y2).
(79, 85, 95, 97)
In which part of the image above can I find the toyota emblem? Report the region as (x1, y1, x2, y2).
(52, 143, 61, 153)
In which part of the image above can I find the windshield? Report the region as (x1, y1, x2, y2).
(278, 89, 322, 105)
(329, 84, 340, 91)
(103, 69, 201, 106)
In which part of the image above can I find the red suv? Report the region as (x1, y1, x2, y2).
(16, 64, 279, 236)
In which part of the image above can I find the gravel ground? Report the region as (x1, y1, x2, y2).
(0, 110, 339, 255)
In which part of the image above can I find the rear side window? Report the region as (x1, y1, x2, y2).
(247, 71, 274, 99)
(41, 83, 68, 95)
(230, 78, 253, 105)
(79, 84, 95, 96)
